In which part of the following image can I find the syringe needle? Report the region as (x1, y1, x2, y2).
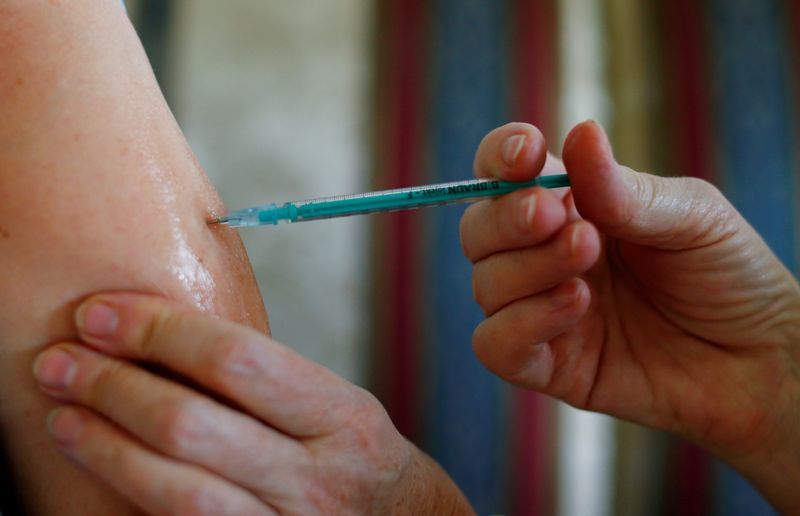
(209, 174, 570, 228)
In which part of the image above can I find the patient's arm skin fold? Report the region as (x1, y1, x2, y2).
(0, 1, 268, 512)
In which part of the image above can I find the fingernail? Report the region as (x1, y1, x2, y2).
(502, 134, 527, 166)
(47, 408, 84, 447)
(524, 193, 537, 227)
(550, 280, 578, 309)
(76, 301, 118, 340)
(33, 349, 76, 390)
(571, 223, 584, 255)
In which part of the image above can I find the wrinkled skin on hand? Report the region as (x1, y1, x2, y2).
(34, 294, 473, 515)
(460, 121, 800, 513)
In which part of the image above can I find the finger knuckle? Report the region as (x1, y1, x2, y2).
(685, 176, 728, 212)
(678, 177, 739, 242)
(683, 176, 716, 195)
(617, 168, 650, 227)
(170, 484, 226, 516)
(158, 398, 208, 456)
(341, 391, 398, 468)
(81, 423, 124, 469)
(208, 334, 263, 384)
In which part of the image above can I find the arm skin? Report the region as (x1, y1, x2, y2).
(4, 2, 473, 514)
(0, 1, 267, 512)
(460, 121, 800, 514)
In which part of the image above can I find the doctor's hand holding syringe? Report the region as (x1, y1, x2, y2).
(33, 121, 800, 514)
(460, 121, 800, 515)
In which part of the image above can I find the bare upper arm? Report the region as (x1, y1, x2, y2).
(0, 1, 268, 512)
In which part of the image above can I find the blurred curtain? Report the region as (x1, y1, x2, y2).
(127, 0, 175, 102)
(372, 0, 799, 514)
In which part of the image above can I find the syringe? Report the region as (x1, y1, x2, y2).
(209, 174, 569, 228)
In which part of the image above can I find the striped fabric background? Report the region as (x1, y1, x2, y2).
(705, 0, 795, 514)
(372, 0, 799, 514)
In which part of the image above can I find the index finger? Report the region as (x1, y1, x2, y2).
(473, 122, 548, 181)
(73, 293, 359, 438)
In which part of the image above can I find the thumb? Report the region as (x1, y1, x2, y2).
(562, 121, 729, 250)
